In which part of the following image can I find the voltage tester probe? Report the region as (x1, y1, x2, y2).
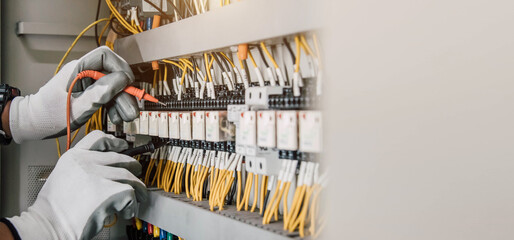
(66, 70, 165, 150)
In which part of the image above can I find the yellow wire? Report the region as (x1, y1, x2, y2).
(294, 36, 301, 73)
(98, 14, 114, 45)
(287, 185, 306, 229)
(55, 139, 62, 157)
(238, 59, 245, 69)
(85, 119, 91, 134)
(179, 59, 195, 72)
(219, 52, 235, 68)
(282, 182, 292, 227)
(179, 67, 187, 85)
(181, 59, 204, 77)
(105, 0, 138, 34)
(168, 162, 177, 192)
(248, 51, 258, 68)
(243, 172, 254, 211)
(250, 175, 259, 212)
(54, 18, 109, 157)
(185, 164, 192, 197)
(259, 175, 267, 215)
(309, 185, 322, 236)
(70, 129, 80, 144)
(158, 65, 162, 83)
(55, 18, 109, 75)
(164, 64, 168, 80)
(300, 35, 315, 56)
(162, 160, 171, 191)
(313, 33, 323, 68)
(162, 59, 185, 71)
(153, 70, 157, 88)
(204, 53, 213, 83)
(260, 42, 279, 69)
(208, 57, 215, 74)
(262, 180, 281, 223)
(103, 213, 118, 228)
(98, 107, 102, 127)
(290, 186, 315, 236)
(179, 58, 193, 67)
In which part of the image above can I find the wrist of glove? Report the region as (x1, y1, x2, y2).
(9, 46, 139, 143)
(8, 131, 148, 240)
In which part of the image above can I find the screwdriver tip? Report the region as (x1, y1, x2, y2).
(158, 101, 166, 106)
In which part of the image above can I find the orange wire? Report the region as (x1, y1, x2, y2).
(66, 70, 105, 150)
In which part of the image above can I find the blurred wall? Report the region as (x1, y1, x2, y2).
(324, 0, 514, 239)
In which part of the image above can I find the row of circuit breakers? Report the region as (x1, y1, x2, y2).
(108, 95, 321, 176)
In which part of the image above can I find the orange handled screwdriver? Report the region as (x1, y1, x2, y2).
(76, 70, 166, 106)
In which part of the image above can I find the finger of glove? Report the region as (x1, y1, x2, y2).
(108, 106, 123, 125)
(82, 150, 142, 176)
(70, 77, 94, 93)
(118, 193, 138, 219)
(81, 189, 138, 240)
(113, 92, 139, 122)
(73, 71, 131, 111)
(74, 130, 128, 152)
(68, 46, 134, 89)
(95, 166, 148, 202)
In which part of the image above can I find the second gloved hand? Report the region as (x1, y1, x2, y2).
(9, 46, 139, 143)
(8, 131, 148, 240)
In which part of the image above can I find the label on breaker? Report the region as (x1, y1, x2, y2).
(123, 121, 132, 134)
(206, 111, 221, 142)
(192, 111, 206, 140)
(299, 111, 322, 153)
(276, 111, 298, 150)
(235, 123, 245, 154)
(107, 115, 116, 132)
(158, 112, 169, 138)
(257, 111, 276, 148)
(139, 111, 149, 135)
(240, 111, 257, 146)
(180, 112, 192, 140)
(133, 118, 140, 134)
(149, 111, 159, 136)
(169, 112, 180, 139)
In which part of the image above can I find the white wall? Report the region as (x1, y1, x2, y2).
(324, 0, 514, 239)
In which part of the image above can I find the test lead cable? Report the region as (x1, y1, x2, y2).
(65, 70, 164, 150)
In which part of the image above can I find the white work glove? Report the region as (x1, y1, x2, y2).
(9, 46, 139, 143)
(8, 131, 147, 240)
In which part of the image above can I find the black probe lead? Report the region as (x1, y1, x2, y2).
(120, 141, 168, 157)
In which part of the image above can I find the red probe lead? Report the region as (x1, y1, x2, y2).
(66, 70, 164, 150)
(76, 70, 164, 103)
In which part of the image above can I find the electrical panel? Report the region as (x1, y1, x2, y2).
(105, 0, 323, 239)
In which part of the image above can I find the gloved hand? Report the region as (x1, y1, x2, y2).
(8, 130, 148, 240)
(9, 46, 139, 143)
